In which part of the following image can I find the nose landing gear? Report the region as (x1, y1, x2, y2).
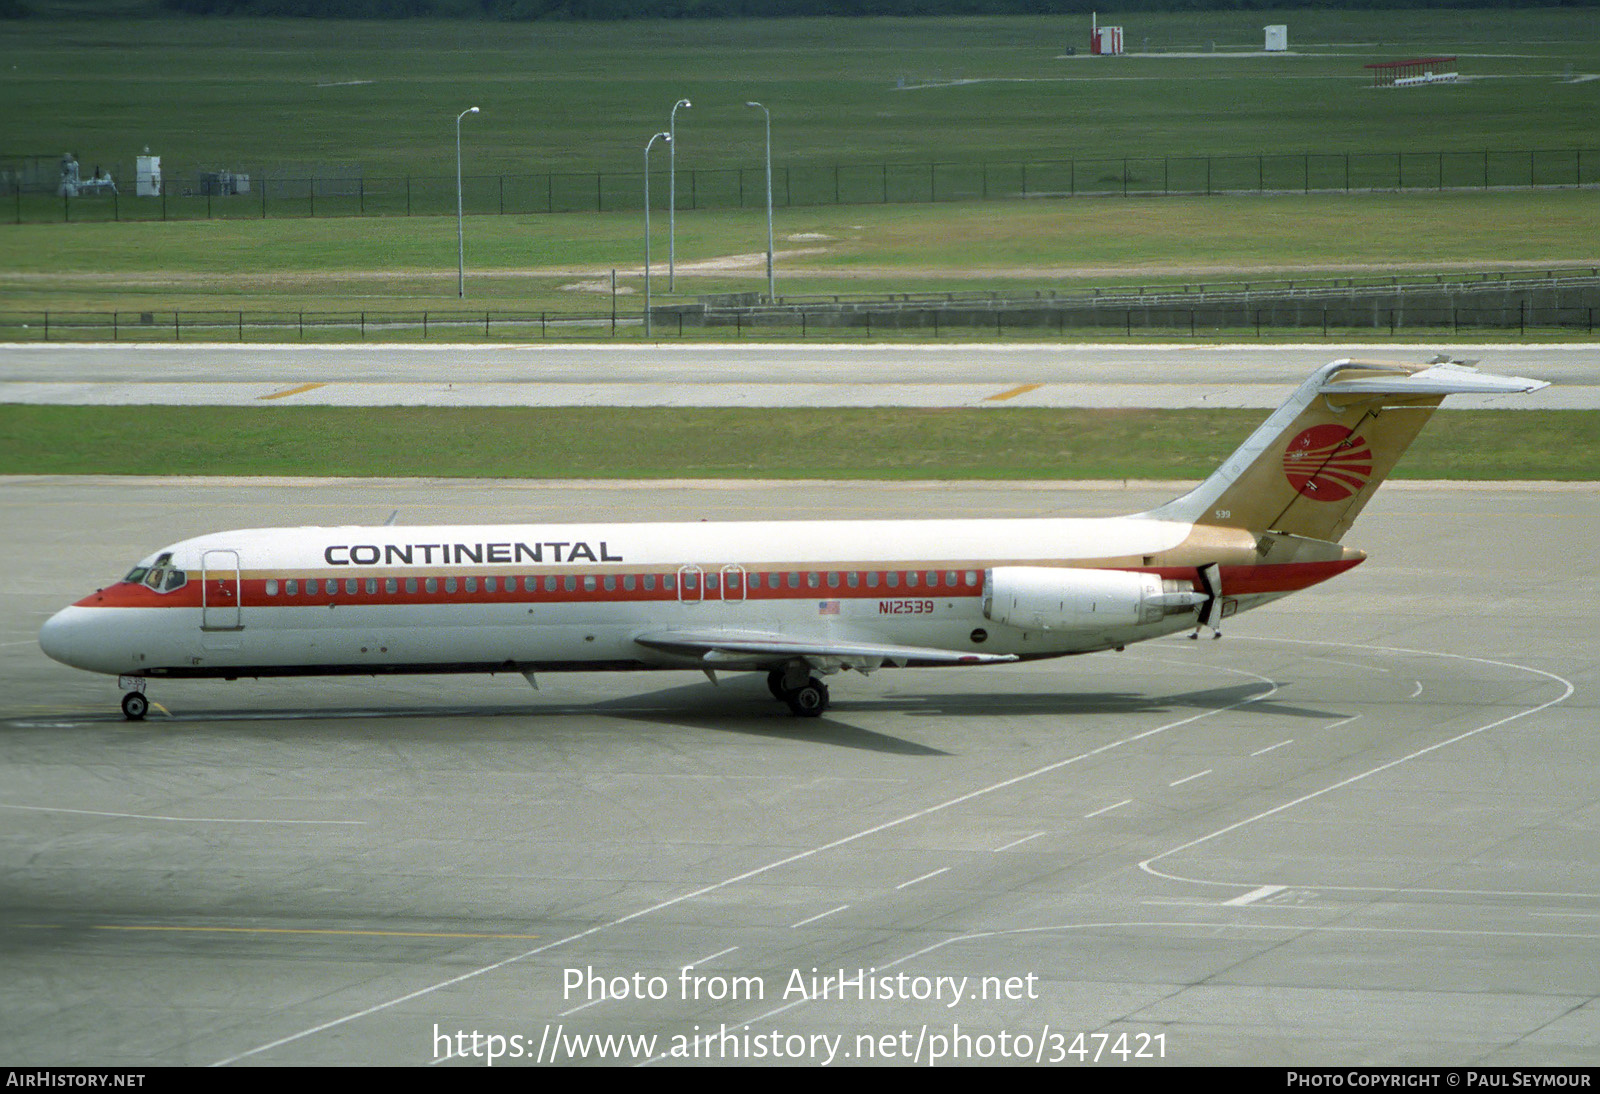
(118, 676, 149, 721)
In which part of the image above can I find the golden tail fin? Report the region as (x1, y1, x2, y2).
(1140, 359, 1547, 543)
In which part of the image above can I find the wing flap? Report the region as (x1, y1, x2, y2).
(633, 628, 1016, 673)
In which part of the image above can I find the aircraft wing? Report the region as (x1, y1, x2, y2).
(632, 627, 1018, 675)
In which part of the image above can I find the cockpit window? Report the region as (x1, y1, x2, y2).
(127, 553, 187, 594)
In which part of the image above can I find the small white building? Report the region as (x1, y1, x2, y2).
(1264, 25, 1288, 52)
(136, 152, 162, 197)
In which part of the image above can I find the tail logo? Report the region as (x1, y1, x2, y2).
(1282, 425, 1373, 502)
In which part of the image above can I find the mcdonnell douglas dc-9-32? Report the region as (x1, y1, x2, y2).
(39, 359, 1545, 721)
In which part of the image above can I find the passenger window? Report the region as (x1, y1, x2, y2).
(287, 579, 299, 596)
(266, 580, 279, 597)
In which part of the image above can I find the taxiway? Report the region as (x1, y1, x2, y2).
(1, 476, 1595, 1066)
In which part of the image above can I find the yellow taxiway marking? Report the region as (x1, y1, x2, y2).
(985, 383, 1042, 402)
(89, 925, 542, 940)
(258, 382, 327, 401)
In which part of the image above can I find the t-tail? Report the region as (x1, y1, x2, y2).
(1141, 358, 1548, 543)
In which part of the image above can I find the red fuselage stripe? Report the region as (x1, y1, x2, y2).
(72, 559, 1359, 611)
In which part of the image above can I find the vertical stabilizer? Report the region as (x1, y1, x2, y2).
(1139, 360, 1547, 543)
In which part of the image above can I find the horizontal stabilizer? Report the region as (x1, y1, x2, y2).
(1320, 363, 1548, 398)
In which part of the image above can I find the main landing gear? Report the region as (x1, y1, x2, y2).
(767, 668, 830, 718)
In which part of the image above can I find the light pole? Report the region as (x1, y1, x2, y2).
(644, 130, 670, 337)
(668, 98, 690, 292)
(745, 101, 774, 303)
(455, 105, 480, 299)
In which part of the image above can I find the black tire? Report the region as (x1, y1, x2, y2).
(767, 670, 787, 701)
(121, 691, 149, 721)
(783, 679, 829, 718)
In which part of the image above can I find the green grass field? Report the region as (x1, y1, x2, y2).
(3, 10, 1594, 481)
(2, 405, 1595, 481)
(4, 191, 1596, 319)
(4, 11, 1597, 180)
(4, 11, 1597, 323)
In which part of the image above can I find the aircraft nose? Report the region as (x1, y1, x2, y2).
(39, 606, 86, 668)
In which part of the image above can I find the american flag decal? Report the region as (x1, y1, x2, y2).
(818, 601, 840, 615)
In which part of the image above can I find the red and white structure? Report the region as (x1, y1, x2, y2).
(1364, 56, 1459, 88)
(1090, 13, 1123, 56)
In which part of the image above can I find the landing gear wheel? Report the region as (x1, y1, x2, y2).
(766, 670, 787, 701)
(120, 691, 149, 721)
(783, 677, 829, 718)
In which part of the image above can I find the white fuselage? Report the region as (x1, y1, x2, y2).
(39, 512, 1292, 682)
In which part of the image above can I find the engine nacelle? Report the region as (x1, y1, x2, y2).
(983, 566, 1207, 632)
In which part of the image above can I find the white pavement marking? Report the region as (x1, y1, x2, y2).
(895, 867, 952, 890)
(1138, 638, 1575, 891)
(0, 802, 364, 825)
(1225, 884, 1289, 907)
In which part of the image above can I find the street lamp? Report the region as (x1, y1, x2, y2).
(455, 105, 480, 299)
(668, 98, 690, 292)
(745, 101, 774, 303)
(643, 130, 671, 337)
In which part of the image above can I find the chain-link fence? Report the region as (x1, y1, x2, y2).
(5, 300, 1594, 343)
(7, 147, 1596, 224)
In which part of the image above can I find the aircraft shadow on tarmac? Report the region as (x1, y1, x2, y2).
(13, 679, 1343, 756)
